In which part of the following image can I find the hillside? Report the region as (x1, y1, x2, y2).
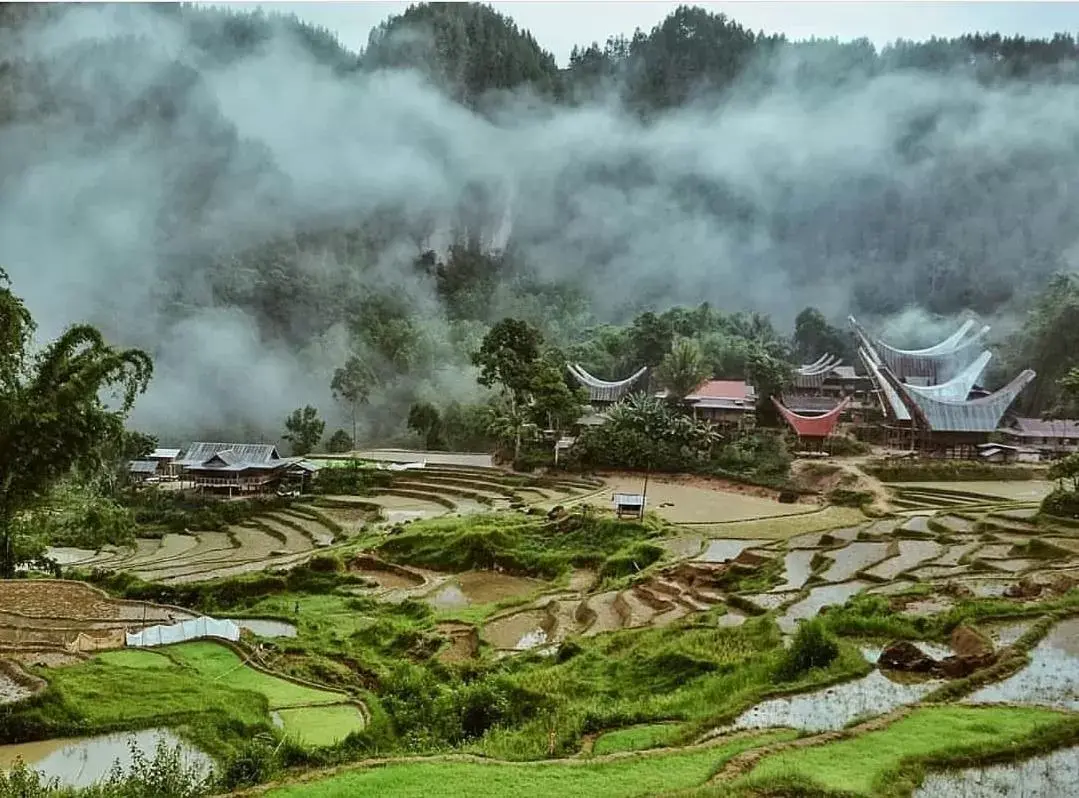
(2, 3, 1079, 442)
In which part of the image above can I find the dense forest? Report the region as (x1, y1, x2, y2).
(2, 2, 1079, 446)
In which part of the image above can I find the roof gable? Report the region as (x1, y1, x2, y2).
(179, 442, 280, 468)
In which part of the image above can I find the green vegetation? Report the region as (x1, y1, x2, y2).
(124, 491, 296, 536)
(283, 406, 325, 457)
(865, 461, 1035, 483)
(275, 705, 367, 748)
(0, 269, 151, 576)
(0, 738, 212, 797)
(377, 511, 666, 581)
(265, 731, 795, 798)
(591, 723, 684, 756)
(731, 705, 1079, 797)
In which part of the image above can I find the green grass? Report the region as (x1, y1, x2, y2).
(163, 641, 344, 708)
(469, 616, 868, 760)
(376, 511, 667, 580)
(265, 731, 795, 798)
(733, 705, 1079, 797)
(276, 704, 368, 748)
(592, 723, 684, 756)
(93, 649, 176, 669)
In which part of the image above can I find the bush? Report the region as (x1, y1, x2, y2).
(128, 492, 293, 534)
(827, 435, 870, 456)
(218, 740, 277, 791)
(775, 619, 839, 681)
(828, 488, 874, 508)
(863, 459, 1034, 482)
(312, 465, 393, 495)
(1041, 488, 1079, 519)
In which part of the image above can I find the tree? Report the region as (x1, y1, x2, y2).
(1048, 453, 1079, 492)
(326, 429, 353, 453)
(471, 318, 543, 402)
(793, 307, 850, 363)
(526, 355, 587, 434)
(94, 429, 157, 496)
(472, 318, 544, 462)
(656, 337, 709, 401)
(407, 402, 444, 450)
(0, 269, 152, 577)
(283, 406, 324, 456)
(330, 356, 373, 448)
(1049, 367, 1079, 419)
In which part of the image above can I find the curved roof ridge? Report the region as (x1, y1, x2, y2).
(568, 363, 648, 389)
(859, 347, 911, 421)
(876, 319, 976, 357)
(902, 350, 992, 403)
(797, 354, 841, 377)
(886, 368, 1036, 433)
(772, 396, 851, 438)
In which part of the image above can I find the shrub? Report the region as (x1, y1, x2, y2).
(828, 488, 874, 508)
(863, 459, 1034, 482)
(218, 740, 277, 791)
(1041, 488, 1079, 519)
(775, 619, 839, 681)
(827, 435, 870, 456)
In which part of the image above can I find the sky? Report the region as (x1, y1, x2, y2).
(218, 1, 1079, 65)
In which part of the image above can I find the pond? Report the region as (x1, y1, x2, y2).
(965, 617, 1079, 711)
(0, 729, 212, 788)
(819, 543, 889, 583)
(697, 539, 766, 564)
(777, 581, 868, 634)
(729, 647, 943, 733)
(914, 745, 1079, 797)
(226, 618, 297, 638)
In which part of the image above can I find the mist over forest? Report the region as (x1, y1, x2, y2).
(3, 2, 1079, 444)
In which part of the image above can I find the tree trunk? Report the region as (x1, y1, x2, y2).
(351, 405, 357, 451)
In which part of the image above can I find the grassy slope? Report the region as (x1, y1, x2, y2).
(264, 731, 795, 798)
(275, 705, 368, 747)
(592, 724, 685, 756)
(731, 705, 1079, 797)
(473, 617, 869, 760)
(164, 642, 343, 708)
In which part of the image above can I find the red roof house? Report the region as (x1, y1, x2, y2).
(772, 396, 851, 440)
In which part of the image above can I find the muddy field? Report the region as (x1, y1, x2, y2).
(601, 475, 816, 524)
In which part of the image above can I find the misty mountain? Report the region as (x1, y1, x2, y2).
(2, 2, 1079, 441)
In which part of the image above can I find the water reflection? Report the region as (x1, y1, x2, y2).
(914, 746, 1079, 797)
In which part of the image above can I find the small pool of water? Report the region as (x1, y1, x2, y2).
(227, 618, 297, 638)
(0, 729, 212, 788)
(731, 647, 943, 733)
(697, 539, 766, 563)
(965, 617, 1079, 711)
(483, 609, 550, 650)
(777, 581, 868, 634)
(914, 745, 1079, 797)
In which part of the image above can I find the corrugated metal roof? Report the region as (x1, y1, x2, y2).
(1009, 417, 1079, 439)
(687, 380, 755, 402)
(128, 460, 159, 474)
(887, 369, 1036, 433)
(902, 351, 992, 403)
(149, 448, 181, 460)
(178, 442, 281, 468)
(876, 325, 990, 383)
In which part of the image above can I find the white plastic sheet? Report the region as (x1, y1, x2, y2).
(126, 616, 240, 648)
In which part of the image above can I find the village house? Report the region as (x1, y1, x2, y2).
(1002, 417, 1079, 459)
(680, 379, 757, 426)
(177, 442, 292, 495)
(148, 448, 183, 478)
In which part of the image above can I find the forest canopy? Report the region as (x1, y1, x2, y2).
(1, 3, 1078, 444)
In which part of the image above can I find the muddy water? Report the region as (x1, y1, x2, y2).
(743, 591, 800, 612)
(910, 565, 970, 580)
(985, 620, 1034, 648)
(901, 515, 933, 534)
(966, 617, 1079, 711)
(0, 675, 31, 704)
(974, 544, 1014, 560)
(820, 543, 889, 582)
(772, 550, 816, 592)
(865, 541, 943, 581)
(717, 609, 747, 628)
(352, 565, 424, 591)
(987, 559, 1039, 574)
(914, 745, 1079, 797)
(483, 609, 550, 650)
(660, 535, 704, 560)
(932, 540, 981, 566)
(733, 647, 943, 733)
(583, 591, 623, 636)
(426, 584, 469, 610)
(424, 572, 543, 610)
(227, 618, 297, 638)
(44, 547, 99, 566)
(0, 729, 212, 788)
(935, 515, 975, 533)
(902, 596, 955, 616)
(697, 539, 766, 563)
(777, 581, 868, 634)
(788, 527, 861, 549)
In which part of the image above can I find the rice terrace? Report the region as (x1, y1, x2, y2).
(8, 3, 1079, 798)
